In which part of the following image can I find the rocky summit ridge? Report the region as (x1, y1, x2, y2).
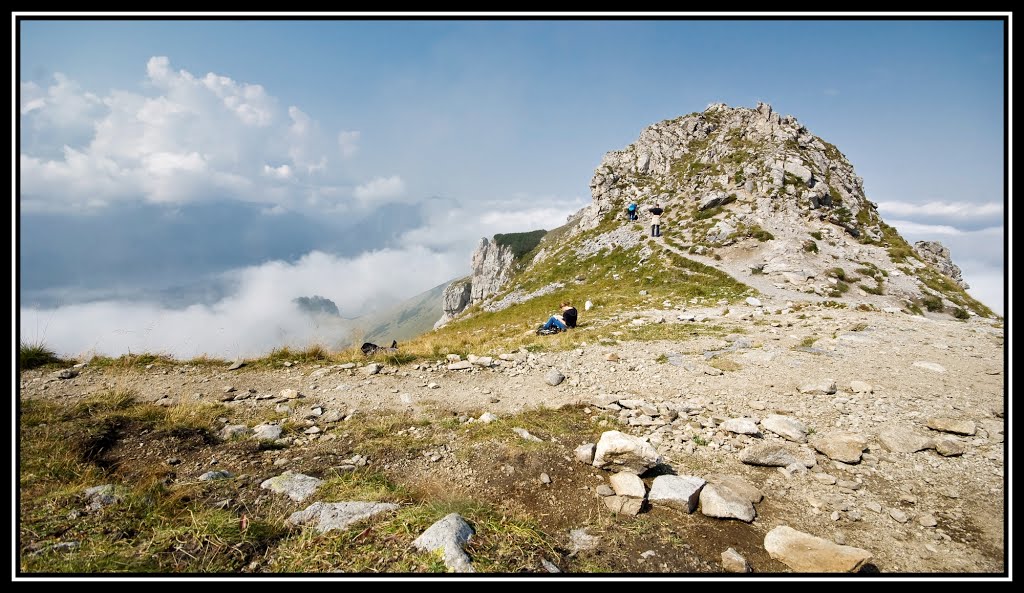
(437, 103, 992, 328)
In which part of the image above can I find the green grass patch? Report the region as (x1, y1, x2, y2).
(802, 240, 818, 253)
(953, 307, 970, 320)
(494, 230, 548, 260)
(655, 353, 669, 364)
(921, 294, 944, 312)
(809, 231, 823, 241)
(19, 341, 66, 370)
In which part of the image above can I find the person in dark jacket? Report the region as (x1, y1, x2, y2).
(537, 301, 578, 334)
(648, 203, 664, 237)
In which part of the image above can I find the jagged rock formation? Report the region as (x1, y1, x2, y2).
(914, 241, 969, 289)
(434, 277, 472, 330)
(470, 237, 516, 302)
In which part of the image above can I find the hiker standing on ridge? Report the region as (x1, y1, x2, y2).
(627, 201, 638, 221)
(648, 203, 664, 237)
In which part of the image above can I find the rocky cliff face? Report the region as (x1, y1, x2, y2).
(433, 277, 472, 330)
(469, 237, 516, 303)
(434, 237, 519, 329)
(914, 241, 969, 289)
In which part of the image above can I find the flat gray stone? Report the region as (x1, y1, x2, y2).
(478, 412, 498, 424)
(764, 525, 872, 572)
(913, 361, 946, 373)
(739, 442, 814, 468)
(810, 432, 868, 464)
(889, 508, 909, 524)
(227, 360, 245, 370)
(260, 471, 323, 502)
(708, 475, 763, 504)
(877, 427, 934, 453)
(648, 475, 705, 513)
(220, 424, 250, 439)
(363, 363, 381, 375)
(287, 501, 399, 533)
(761, 415, 808, 442)
(798, 379, 837, 395)
(699, 483, 755, 522)
(412, 513, 475, 573)
(279, 388, 301, 399)
(447, 361, 472, 371)
(926, 417, 976, 436)
(592, 430, 663, 474)
(722, 547, 751, 573)
(720, 418, 760, 435)
(252, 423, 282, 441)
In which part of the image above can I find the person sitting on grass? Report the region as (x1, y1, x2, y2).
(537, 301, 578, 334)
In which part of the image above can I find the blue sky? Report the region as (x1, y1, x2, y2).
(16, 15, 1008, 358)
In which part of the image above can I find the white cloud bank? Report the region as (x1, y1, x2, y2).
(877, 200, 1003, 219)
(20, 246, 463, 360)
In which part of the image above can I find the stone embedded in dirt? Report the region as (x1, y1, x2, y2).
(813, 473, 837, 485)
(609, 471, 646, 499)
(699, 483, 756, 523)
(260, 471, 323, 502)
(470, 356, 494, 367)
(918, 513, 938, 527)
(760, 415, 808, 442)
(810, 431, 868, 463)
(250, 423, 281, 441)
(926, 417, 977, 436)
(933, 436, 965, 457)
(746, 297, 763, 307)
(798, 379, 837, 395)
(428, 382, 440, 389)
(850, 380, 873, 393)
(648, 475, 705, 513)
(540, 473, 552, 484)
(303, 426, 321, 435)
(287, 501, 399, 534)
(888, 509, 909, 524)
(199, 470, 233, 481)
(603, 495, 643, 516)
(606, 353, 620, 362)
(877, 427, 934, 453)
(364, 363, 382, 375)
(722, 547, 751, 573)
(223, 386, 237, 393)
(592, 430, 663, 474)
(321, 410, 343, 423)
(596, 485, 614, 497)
(764, 526, 872, 572)
(478, 412, 498, 424)
(720, 418, 760, 435)
(707, 475, 763, 504)
(226, 360, 245, 370)
(446, 354, 462, 362)
(569, 528, 601, 553)
(739, 442, 814, 468)
(412, 513, 475, 573)
(280, 389, 301, 399)
(220, 424, 250, 439)
(865, 501, 883, 513)
(545, 369, 565, 386)
(512, 427, 543, 442)
(448, 361, 472, 371)
(339, 363, 356, 370)
(617, 399, 646, 409)
(84, 484, 120, 510)
(541, 558, 561, 573)
(913, 361, 946, 373)
(54, 368, 79, 380)
(574, 443, 596, 465)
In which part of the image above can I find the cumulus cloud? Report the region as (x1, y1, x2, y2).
(884, 220, 965, 236)
(19, 57, 349, 212)
(21, 247, 463, 360)
(354, 175, 405, 203)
